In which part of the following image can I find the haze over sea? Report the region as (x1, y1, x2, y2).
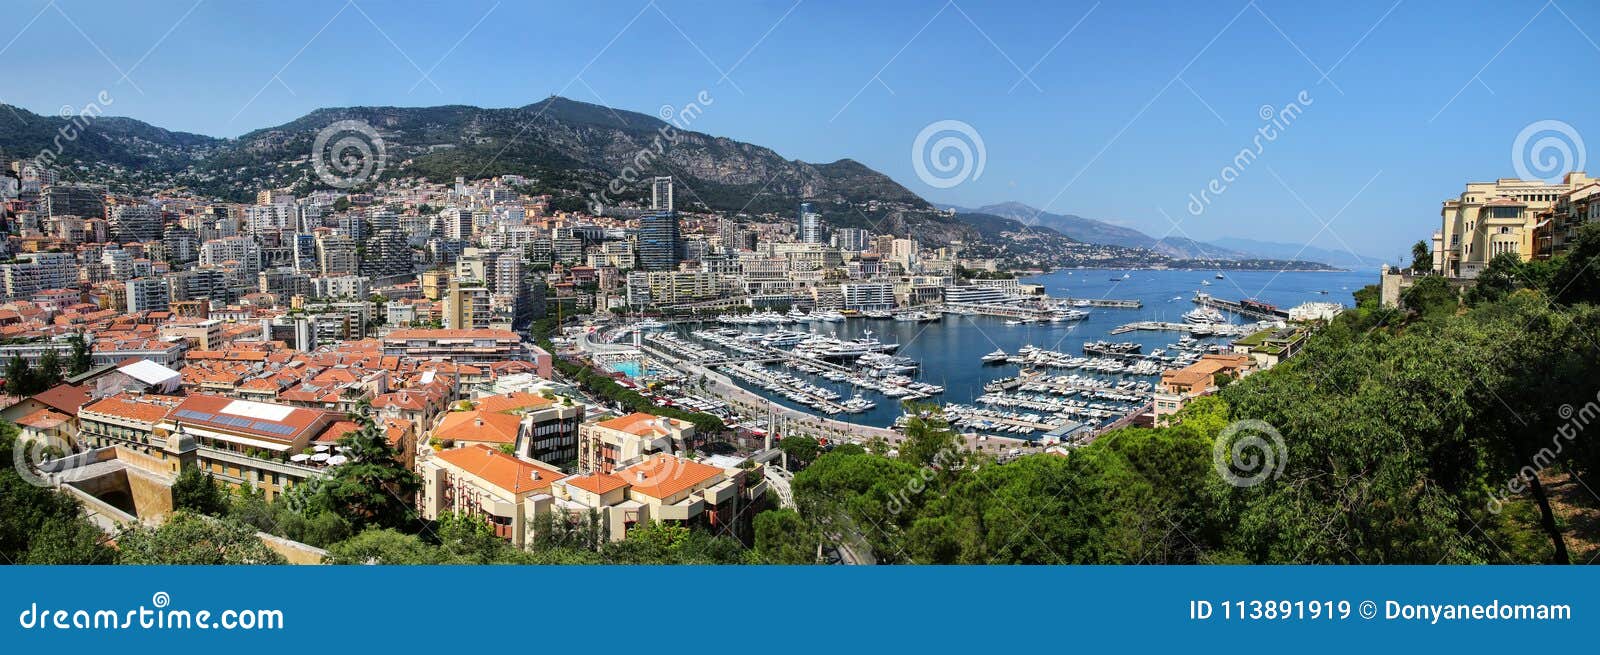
(701, 268, 1376, 428)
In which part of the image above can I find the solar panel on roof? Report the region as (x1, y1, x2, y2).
(251, 421, 295, 435)
(175, 409, 214, 421)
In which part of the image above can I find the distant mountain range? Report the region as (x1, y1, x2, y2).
(944, 201, 1377, 269)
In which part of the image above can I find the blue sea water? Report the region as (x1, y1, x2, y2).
(695, 268, 1378, 428)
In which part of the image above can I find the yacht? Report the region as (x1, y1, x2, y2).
(634, 318, 666, 330)
(862, 309, 893, 319)
(815, 310, 847, 323)
(1215, 273, 1225, 279)
(841, 395, 877, 413)
(786, 307, 808, 321)
(1072, 299, 1091, 308)
(1004, 319, 1026, 326)
(981, 349, 1009, 364)
(1183, 307, 1228, 325)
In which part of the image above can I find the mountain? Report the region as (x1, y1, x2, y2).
(955, 201, 1262, 260)
(1208, 237, 1379, 271)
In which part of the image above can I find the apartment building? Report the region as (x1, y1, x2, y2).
(577, 412, 694, 474)
(419, 444, 568, 548)
(553, 453, 762, 542)
(1152, 353, 1254, 424)
(380, 328, 526, 363)
(1435, 172, 1592, 278)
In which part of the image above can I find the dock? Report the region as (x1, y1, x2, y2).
(1058, 297, 1142, 308)
(1109, 321, 1260, 336)
(1192, 293, 1289, 321)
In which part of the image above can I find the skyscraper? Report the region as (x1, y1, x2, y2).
(651, 176, 674, 212)
(637, 211, 681, 272)
(111, 205, 163, 243)
(799, 202, 823, 244)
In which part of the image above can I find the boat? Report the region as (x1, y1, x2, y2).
(1215, 273, 1225, 279)
(1123, 273, 1132, 279)
(815, 310, 846, 323)
(1083, 340, 1142, 356)
(1004, 319, 1026, 326)
(634, 318, 666, 330)
(1183, 307, 1228, 325)
(1200, 280, 1212, 286)
(862, 309, 893, 319)
(981, 349, 1009, 364)
(841, 395, 876, 413)
(1073, 299, 1090, 307)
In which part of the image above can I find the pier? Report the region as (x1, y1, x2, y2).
(1058, 297, 1142, 308)
(1192, 293, 1289, 321)
(1110, 321, 1262, 336)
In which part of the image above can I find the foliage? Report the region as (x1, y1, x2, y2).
(319, 403, 423, 531)
(117, 512, 287, 565)
(752, 509, 819, 564)
(171, 466, 229, 517)
(66, 333, 93, 376)
(1410, 240, 1431, 273)
(778, 436, 820, 470)
(0, 421, 115, 564)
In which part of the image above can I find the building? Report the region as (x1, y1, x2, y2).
(1152, 353, 1254, 424)
(419, 444, 568, 548)
(799, 202, 824, 244)
(125, 277, 171, 313)
(110, 204, 163, 243)
(832, 227, 870, 252)
(443, 282, 491, 329)
(42, 183, 106, 219)
(316, 234, 359, 276)
(363, 228, 413, 280)
(162, 394, 336, 499)
(472, 391, 584, 465)
(637, 211, 681, 271)
(2, 252, 78, 300)
(380, 328, 527, 363)
(841, 281, 895, 310)
(577, 412, 694, 474)
(553, 452, 758, 542)
(1435, 172, 1591, 278)
(650, 176, 673, 212)
(942, 285, 1008, 304)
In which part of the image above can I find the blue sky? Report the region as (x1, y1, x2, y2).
(3, 0, 1596, 260)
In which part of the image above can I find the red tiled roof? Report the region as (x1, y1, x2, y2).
(433, 410, 521, 444)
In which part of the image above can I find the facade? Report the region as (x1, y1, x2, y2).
(637, 212, 681, 272)
(1435, 172, 1591, 278)
(125, 277, 171, 313)
(2, 253, 78, 300)
(419, 445, 568, 548)
(799, 202, 824, 244)
(110, 204, 163, 243)
(381, 328, 526, 363)
(577, 412, 694, 474)
(553, 453, 758, 542)
(841, 281, 895, 310)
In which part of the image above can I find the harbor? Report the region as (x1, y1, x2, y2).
(596, 268, 1367, 443)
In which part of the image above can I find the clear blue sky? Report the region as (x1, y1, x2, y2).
(4, 0, 1596, 260)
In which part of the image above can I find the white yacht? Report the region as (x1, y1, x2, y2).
(981, 349, 1009, 364)
(1183, 307, 1228, 325)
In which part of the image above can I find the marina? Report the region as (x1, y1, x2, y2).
(603, 268, 1369, 442)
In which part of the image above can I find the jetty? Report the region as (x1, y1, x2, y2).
(1192, 292, 1289, 321)
(1058, 297, 1142, 308)
(1110, 321, 1261, 336)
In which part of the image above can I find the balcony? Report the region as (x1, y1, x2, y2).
(657, 497, 704, 521)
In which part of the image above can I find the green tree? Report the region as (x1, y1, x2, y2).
(66, 333, 93, 376)
(1410, 240, 1431, 273)
(778, 436, 820, 470)
(2, 355, 28, 396)
(752, 509, 819, 563)
(322, 403, 423, 531)
(171, 466, 229, 517)
(325, 528, 440, 564)
(34, 348, 63, 391)
(117, 512, 287, 564)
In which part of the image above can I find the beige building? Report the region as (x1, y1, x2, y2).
(577, 412, 694, 474)
(1435, 172, 1591, 278)
(418, 444, 567, 548)
(553, 453, 763, 542)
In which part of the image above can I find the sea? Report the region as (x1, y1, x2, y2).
(673, 268, 1378, 429)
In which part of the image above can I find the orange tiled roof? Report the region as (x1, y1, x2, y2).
(595, 412, 686, 437)
(433, 410, 521, 444)
(434, 444, 566, 495)
(618, 454, 724, 500)
(475, 391, 553, 414)
(564, 472, 628, 495)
